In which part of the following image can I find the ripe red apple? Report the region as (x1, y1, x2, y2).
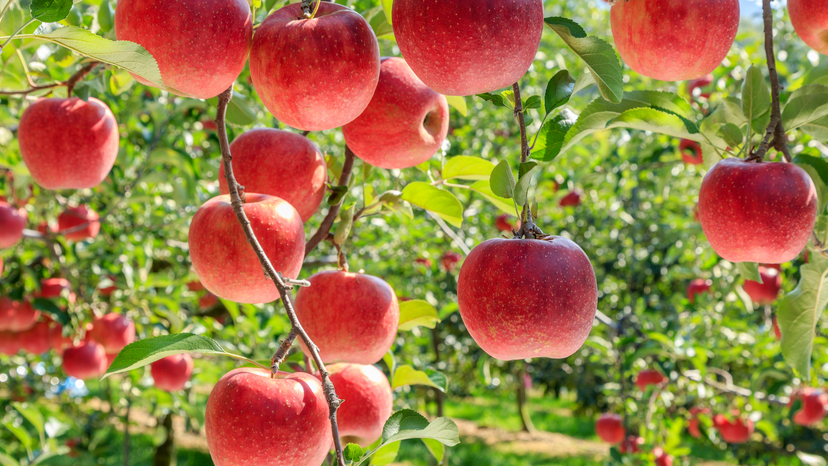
(151, 354, 194, 391)
(653, 447, 674, 466)
(218, 129, 327, 221)
(699, 159, 817, 263)
(19, 321, 51, 354)
(342, 57, 449, 169)
(457, 237, 598, 360)
(495, 214, 517, 233)
(611, 0, 739, 81)
(115, 0, 253, 99)
(680, 139, 703, 165)
(18, 98, 119, 190)
(49, 324, 72, 353)
(789, 0, 828, 55)
(414, 257, 433, 268)
(324, 363, 393, 447)
(99, 276, 118, 297)
(37, 222, 57, 235)
(743, 265, 782, 305)
(595, 413, 625, 444)
(199, 292, 219, 310)
(0, 331, 21, 355)
(635, 369, 666, 389)
(0, 201, 27, 248)
(58, 205, 100, 241)
(189, 194, 305, 303)
(688, 74, 715, 95)
(62, 340, 108, 380)
(773, 315, 782, 340)
(0, 298, 39, 332)
(205, 368, 332, 466)
(790, 388, 828, 426)
(688, 407, 710, 438)
(294, 270, 399, 364)
(686, 278, 712, 304)
(393, 0, 543, 96)
(37, 277, 76, 303)
(187, 280, 205, 292)
(559, 191, 582, 207)
(250, 2, 380, 130)
(441, 251, 462, 272)
(713, 414, 753, 443)
(87, 313, 135, 355)
(619, 435, 643, 454)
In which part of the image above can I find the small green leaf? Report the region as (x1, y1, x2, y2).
(4, 422, 32, 449)
(741, 65, 771, 134)
(104, 333, 227, 377)
(514, 162, 536, 208)
(382, 410, 430, 443)
(444, 95, 467, 116)
(108, 70, 134, 96)
(97, 0, 114, 33)
(392, 365, 448, 392)
(30, 0, 73, 22)
(718, 123, 744, 148)
(469, 180, 515, 214)
(518, 161, 537, 178)
(334, 203, 356, 245)
(489, 160, 515, 199)
(423, 439, 445, 462)
(782, 84, 828, 130)
(531, 110, 576, 162)
(736, 262, 762, 283)
(383, 415, 460, 447)
(544, 70, 575, 115)
(383, 351, 396, 383)
(31, 298, 69, 325)
(327, 185, 348, 206)
(343, 443, 365, 462)
(401, 182, 464, 228)
(523, 95, 542, 110)
(225, 91, 257, 126)
(476, 92, 511, 109)
(369, 441, 400, 466)
(12, 403, 44, 438)
(542, 17, 586, 37)
(398, 299, 440, 331)
(380, 0, 393, 24)
(442, 156, 494, 181)
(0, 453, 20, 466)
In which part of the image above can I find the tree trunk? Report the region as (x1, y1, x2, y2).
(430, 328, 444, 418)
(153, 413, 176, 466)
(516, 362, 535, 433)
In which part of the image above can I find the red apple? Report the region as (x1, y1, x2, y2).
(87, 313, 135, 354)
(58, 205, 100, 241)
(199, 292, 219, 310)
(294, 270, 399, 364)
(495, 214, 516, 233)
(187, 280, 205, 292)
(686, 278, 712, 304)
(37, 222, 58, 235)
(324, 363, 393, 447)
(635, 369, 666, 389)
(619, 435, 643, 454)
(218, 129, 327, 221)
(441, 251, 462, 272)
(250, 2, 380, 130)
(688, 407, 710, 438)
(713, 414, 753, 443)
(789, 0, 828, 55)
(99, 276, 118, 297)
(62, 340, 108, 379)
(205, 368, 332, 466)
(611, 0, 739, 81)
(414, 258, 433, 268)
(743, 265, 782, 305)
(49, 324, 73, 353)
(0, 201, 27, 248)
(559, 191, 582, 207)
(151, 354, 194, 391)
(114, 0, 253, 99)
(680, 139, 703, 165)
(653, 447, 674, 466)
(0, 298, 39, 332)
(19, 321, 51, 354)
(37, 277, 76, 303)
(457, 237, 597, 360)
(18, 98, 119, 190)
(0, 331, 21, 355)
(393, 0, 543, 96)
(773, 316, 782, 340)
(790, 388, 828, 426)
(688, 74, 715, 95)
(342, 57, 449, 169)
(699, 159, 817, 263)
(595, 413, 625, 444)
(188, 194, 305, 303)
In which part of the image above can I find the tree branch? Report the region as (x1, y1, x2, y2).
(511, 81, 543, 239)
(305, 146, 356, 258)
(682, 370, 789, 405)
(214, 86, 346, 466)
(0, 61, 99, 97)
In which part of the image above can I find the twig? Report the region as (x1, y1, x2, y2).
(682, 370, 789, 405)
(510, 81, 543, 239)
(426, 211, 471, 255)
(305, 147, 356, 257)
(214, 87, 346, 466)
(0, 61, 99, 96)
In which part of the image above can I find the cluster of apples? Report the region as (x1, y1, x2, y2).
(0, 279, 75, 357)
(596, 414, 673, 465)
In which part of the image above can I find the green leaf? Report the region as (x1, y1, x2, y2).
(369, 441, 400, 466)
(334, 203, 356, 245)
(0, 453, 20, 466)
(327, 185, 348, 206)
(572, 72, 595, 96)
(476, 92, 511, 109)
(608, 107, 698, 139)
(97, 0, 114, 34)
(489, 160, 515, 199)
(12, 403, 44, 438)
(4, 422, 32, 449)
(401, 182, 463, 228)
(380, 0, 393, 24)
(392, 366, 447, 392)
(741, 65, 771, 134)
(718, 123, 743, 148)
(523, 95, 542, 110)
(225, 91, 257, 126)
(343, 443, 365, 462)
(514, 162, 537, 208)
(518, 161, 537, 178)
(381, 410, 430, 443)
(384, 415, 460, 447)
(802, 115, 828, 140)
(383, 351, 396, 384)
(544, 70, 575, 115)
(30, 0, 72, 22)
(442, 156, 494, 181)
(30, 298, 69, 325)
(736, 262, 762, 283)
(531, 110, 576, 162)
(422, 439, 445, 463)
(104, 333, 228, 377)
(782, 84, 828, 130)
(398, 300, 440, 331)
(795, 154, 828, 213)
(108, 70, 134, 96)
(444, 95, 467, 116)
(469, 180, 515, 214)
(544, 17, 623, 103)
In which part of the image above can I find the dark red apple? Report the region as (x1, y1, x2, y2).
(205, 368, 332, 466)
(115, 0, 253, 99)
(611, 0, 739, 81)
(789, 0, 828, 55)
(19, 321, 51, 354)
(188, 194, 305, 304)
(62, 340, 108, 380)
(199, 292, 219, 310)
(0, 331, 21, 355)
(743, 265, 782, 305)
(790, 388, 828, 426)
(495, 214, 516, 233)
(686, 278, 712, 304)
(393, 0, 543, 96)
(218, 129, 327, 221)
(324, 363, 393, 447)
(58, 205, 100, 241)
(595, 413, 625, 444)
(457, 237, 597, 360)
(37, 277, 76, 303)
(441, 251, 462, 272)
(653, 447, 674, 466)
(414, 258, 433, 268)
(186, 280, 205, 292)
(559, 191, 582, 207)
(18, 98, 119, 190)
(619, 435, 643, 454)
(342, 57, 449, 169)
(0, 298, 39, 332)
(294, 270, 399, 364)
(713, 414, 753, 443)
(699, 159, 817, 263)
(87, 313, 135, 354)
(680, 139, 703, 165)
(0, 200, 27, 248)
(250, 2, 380, 130)
(151, 354, 194, 391)
(635, 369, 666, 389)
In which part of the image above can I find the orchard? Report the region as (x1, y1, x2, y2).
(1, 0, 828, 465)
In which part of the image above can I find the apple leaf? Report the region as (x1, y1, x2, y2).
(741, 65, 771, 135)
(423, 439, 445, 462)
(531, 110, 576, 162)
(523, 95, 542, 110)
(489, 160, 515, 199)
(514, 162, 537, 208)
(442, 156, 494, 181)
(30, 0, 73, 23)
(392, 365, 448, 392)
(607, 107, 699, 139)
(368, 441, 400, 466)
(444, 95, 467, 116)
(544, 69, 575, 116)
(717, 123, 744, 149)
(795, 154, 828, 213)
(383, 351, 396, 383)
(343, 444, 365, 462)
(400, 182, 463, 228)
(30, 298, 69, 326)
(782, 84, 828, 130)
(334, 203, 356, 245)
(0, 452, 20, 466)
(735, 262, 762, 283)
(468, 179, 515, 214)
(802, 115, 828, 140)
(97, 0, 114, 34)
(12, 403, 44, 438)
(383, 413, 459, 446)
(476, 92, 512, 109)
(104, 333, 240, 378)
(398, 300, 440, 331)
(380, 0, 393, 24)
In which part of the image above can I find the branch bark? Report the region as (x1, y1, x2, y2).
(305, 146, 356, 257)
(214, 87, 346, 466)
(511, 81, 542, 239)
(0, 61, 99, 96)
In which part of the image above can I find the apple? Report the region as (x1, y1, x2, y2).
(250, 2, 380, 130)
(218, 129, 327, 221)
(87, 313, 135, 354)
(495, 214, 517, 233)
(37, 277, 76, 303)
(414, 258, 433, 268)
(688, 74, 715, 96)
(595, 413, 625, 444)
(62, 340, 108, 380)
(653, 447, 674, 466)
(713, 414, 753, 443)
(19, 321, 51, 354)
(99, 276, 118, 297)
(294, 270, 399, 364)
(559, 191, 582, 207)
(611, 0, 739, 81)
(688, 407, 710, 438)
(680, 139, 703, 165)
(743, 265, 782, 305)
(790, 388, 828, 426)
(441, 251, 462, 272)
(187, 280, 205, 292)
(58, 205, 100, 241)
(324, 363, 393, 447)
(205, 368, 332, 466)
(342, 57, 449, 169)
(0, 298, 39, 332)
(0, 201, 27, 248)
(635, 369, 666, 389)
(619, 435, 643, 454)
(37, 222, 58, 235)
(773, 316, 782, 340)
(151, 354, 194, 391)
(686, 278, 712, 304)
(188, 194, 305, 303)
(0, 331, 21, 355)
(392, 0, 543, 96)
(114, 0, 253, 99)
(0, 257, 3, 276)
(199, 292, 219, 310)
(699, 159, 817, 263)
(18, 98, 119, 190)
(49, 324, 73, 353)
(457, 237, 597, 360)
(789, 0, 828, 55)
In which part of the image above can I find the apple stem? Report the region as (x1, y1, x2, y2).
(305, 146, 356, 257)
(215, 86, 347, 466)
(0, 60, 99, 97)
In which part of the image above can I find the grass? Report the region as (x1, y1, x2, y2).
(394, 440, 605, 466)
